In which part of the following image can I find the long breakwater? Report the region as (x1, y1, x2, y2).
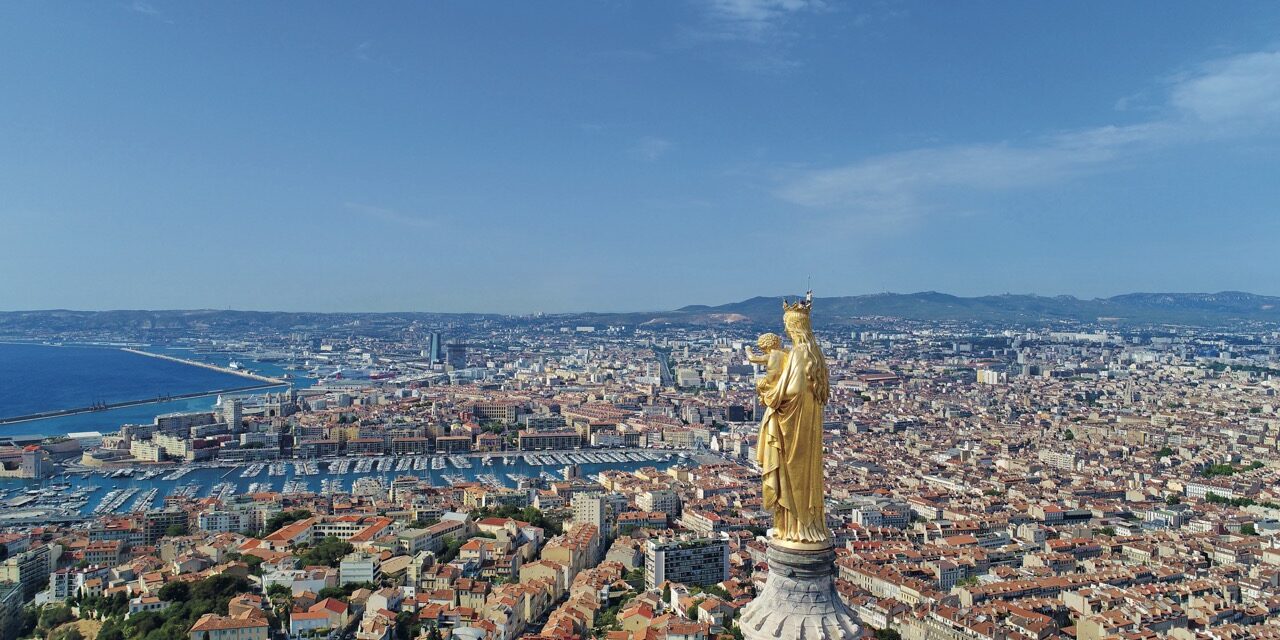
(120, 348, 285, 384)
(0, 383, 284, 425)
(0, 348, 287, 426)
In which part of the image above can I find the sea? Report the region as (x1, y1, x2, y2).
(0, 342, 311, 437)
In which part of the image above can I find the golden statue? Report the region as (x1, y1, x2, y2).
(744, 291, 831, 547)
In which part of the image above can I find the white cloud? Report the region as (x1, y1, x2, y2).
(344, 202, 436, 229)
(777, 49, 1280, 223)
(695, 0, 825, 42)
(128, 1, 159, 16)
(632, 136, 674, 161)
(124, 0, 174, 23)
(354, 41, 374, 62)
(1170, 51, 1280, 124)
(676, 0, 850, 74)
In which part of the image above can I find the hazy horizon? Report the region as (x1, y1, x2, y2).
(2, 288, 1277, 316)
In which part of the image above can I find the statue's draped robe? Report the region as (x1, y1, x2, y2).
(756, 344, 828, 543)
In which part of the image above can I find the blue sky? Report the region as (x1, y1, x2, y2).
(2, 1, 1279, 313)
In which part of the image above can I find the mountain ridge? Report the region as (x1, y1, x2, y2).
(654, 291, 1280, 326)
(1, 291, 1278, 330)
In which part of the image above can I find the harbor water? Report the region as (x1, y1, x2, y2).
(0, 343, 313, 437)
(0, 450, 684, 520)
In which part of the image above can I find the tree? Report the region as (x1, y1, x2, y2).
(1166, 494, 1181, 505)
(236, 553, 265, 577)
(15, 606, 39, 638)
(1063, 429, 1075, 441)
(1241, 523, 1259, 536)
(158, 581, 191, 602)
(165, 523, 189, 537)
(103, 591, 128, 618)
(1202, 464, 1239, 478)
(686, 602, 701, 620)
(38, 604, 75, 632)
(97, 620, 126, 640)
(469, 504, 564, 536)
(267, 583, 292, 598)
(125, 611, 162, 637)
(595, 609, 619, 636)
(317, 581, 377, 601)
(300, 537, 353, 568)
(317, 586, 347, 600)
(110, 574, 251, 640)
(395, 610, 421, 640)
(437, 536, 465, 564)
(874, 628, 902, 640)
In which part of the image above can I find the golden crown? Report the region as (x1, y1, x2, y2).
(782, 290, 814, 315)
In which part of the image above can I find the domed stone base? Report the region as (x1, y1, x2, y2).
(739, 541, 863, 640)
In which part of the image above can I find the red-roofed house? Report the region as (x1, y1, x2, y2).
(188, 609, 269, 640)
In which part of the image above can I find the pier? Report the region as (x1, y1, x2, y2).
(121, 348, 285, 384)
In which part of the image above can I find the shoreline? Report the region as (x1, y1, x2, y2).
(0, 339, 147, 348)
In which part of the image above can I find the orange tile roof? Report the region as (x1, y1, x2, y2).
(190, 610, 268, 632)
(264, 517, 316, 542)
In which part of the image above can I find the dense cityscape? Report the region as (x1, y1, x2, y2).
(1, 306, 1279, 640)
(6, 3, 1280, 640)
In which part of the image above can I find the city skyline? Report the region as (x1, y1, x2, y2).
(3, 2, 1280, 312)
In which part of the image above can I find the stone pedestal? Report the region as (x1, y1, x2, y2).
(739, 541, 862, 640)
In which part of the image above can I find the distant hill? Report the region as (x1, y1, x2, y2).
(625, 291, 1280, 326)
(1, 291, 1277, 333)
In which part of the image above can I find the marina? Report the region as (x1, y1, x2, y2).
(0, 448, 683, 522)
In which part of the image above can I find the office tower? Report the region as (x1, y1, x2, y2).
(446, 343, 467, 369)
(427, 332, 443, 363)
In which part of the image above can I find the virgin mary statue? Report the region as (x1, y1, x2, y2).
(755, 292, 830, 546)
